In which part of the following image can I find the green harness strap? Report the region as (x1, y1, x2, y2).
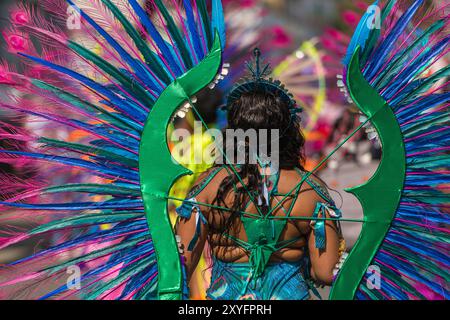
(179, 166, 337, 293)
(222, 169, 308, 279)
(176, 165, 228, 251)
(186, 165, 226, 199)
(221, 168, 337, 283)
(223, 232, 303, 295)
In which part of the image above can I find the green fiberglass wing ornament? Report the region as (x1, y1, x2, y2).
(329, 49, 405, 299)
(328, 0, 449, 299)
(139, 37, 222, 300)
(0, 0, 227, 300)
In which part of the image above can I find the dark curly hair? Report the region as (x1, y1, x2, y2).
(210, 90, 305, 252)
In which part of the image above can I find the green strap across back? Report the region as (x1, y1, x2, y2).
(222, 168, 332, 279)
(177, 164, 337, 292)
(238, 217, 291, 278)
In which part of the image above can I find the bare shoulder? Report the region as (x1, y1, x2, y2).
(303, 173, 329, 192)
(303, 173, 334, 207)
(191, 166, 224, 186)
(189, 166, 229, 201)
(278, 169, 327, 194)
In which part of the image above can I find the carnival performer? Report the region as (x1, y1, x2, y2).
(175, 50, 344, 299)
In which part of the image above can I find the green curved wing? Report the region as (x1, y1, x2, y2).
(139, 36, 222, 300)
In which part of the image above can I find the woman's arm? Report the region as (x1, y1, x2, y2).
(174, 170, 214, 282)
(176, 207, 208, 281)
(292, 180, 341, 285)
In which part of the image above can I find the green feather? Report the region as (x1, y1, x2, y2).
(360, 0, 397, 63)
(154, 0, 193, 69)
(404, 113, 449, 137)
(85, 257, 154, 300)
(401, 65, 450, 103)
(409, 156, 448, 169)
(43, 184, 140, 196)
(43, 236, 147, 275)
(100, 0, 171, 84)
(388, 241, 449, 281)
(32, 80, 137, 132)
(196, 0, 212, 49)
(375, 258, 427, 299)
(360, 285, 380, 299)
(68, 41, 154, 104)
(31, 212, 142, 235)
(408, 193, 449, 204)
(134, 281, 158, 299)
(374, 19, 446, 89)
(38, 137, 139, 168)
(381, 0, 397, 22)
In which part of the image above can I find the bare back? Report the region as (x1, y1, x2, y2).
(176, 166, 341, 285)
